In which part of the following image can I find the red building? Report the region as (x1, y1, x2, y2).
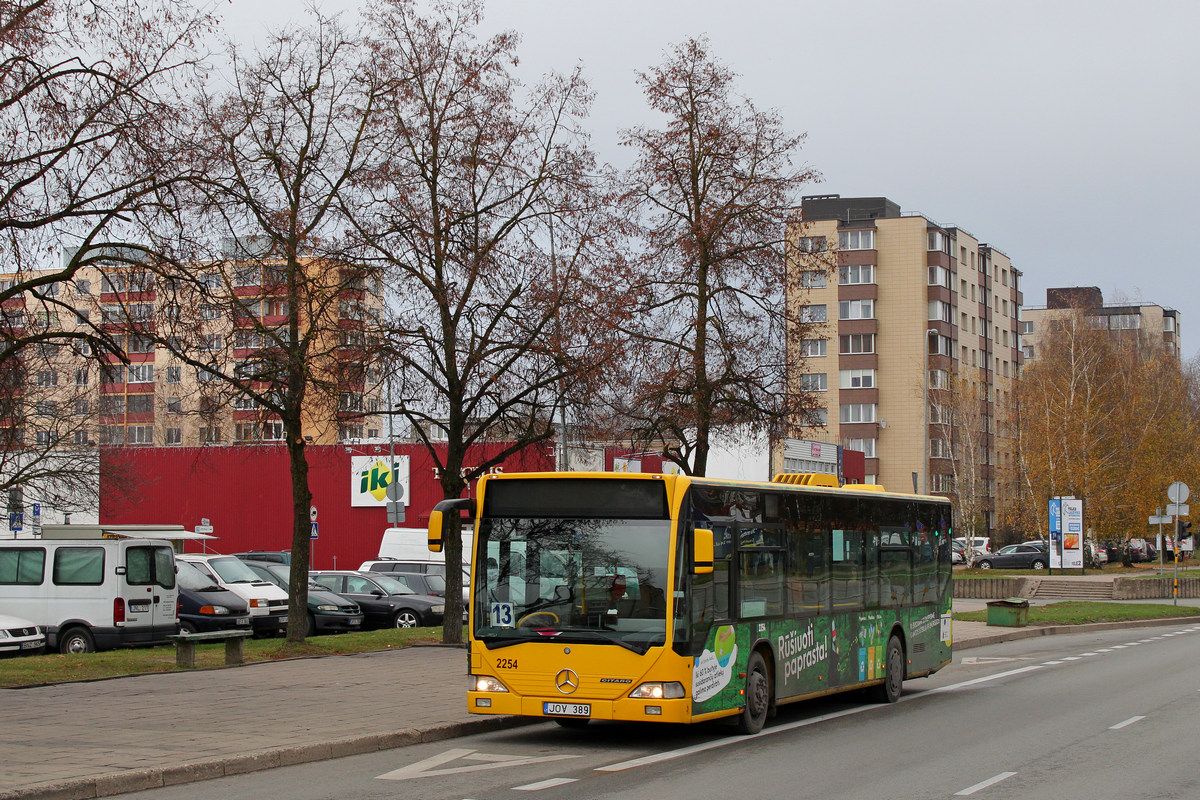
(100, 443, 554, 569)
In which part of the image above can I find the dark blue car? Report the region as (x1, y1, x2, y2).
(176, 560, 252, 633)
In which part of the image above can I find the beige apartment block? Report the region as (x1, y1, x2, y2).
(1021, 286, 1181, 362)
(0, 254, 383, 451)
(786, 195, 1022, 534)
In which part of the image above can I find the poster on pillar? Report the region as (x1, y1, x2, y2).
(1050, 498, 1084, 569)
(351, 455, 410, 508)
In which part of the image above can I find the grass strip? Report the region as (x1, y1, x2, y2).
(954, 601, 1200, 626)
(0, 627, 443, 688)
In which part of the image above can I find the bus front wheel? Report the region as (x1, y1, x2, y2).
(869, 635, 904, 703)
(736, 651, 771, 734)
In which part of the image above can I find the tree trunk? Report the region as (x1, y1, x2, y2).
(285, 431, 313, 643)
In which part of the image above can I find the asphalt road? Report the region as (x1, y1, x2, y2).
(119, 623, 1200, 800)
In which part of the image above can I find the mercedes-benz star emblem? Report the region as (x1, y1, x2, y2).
(555, 668, 579, 694)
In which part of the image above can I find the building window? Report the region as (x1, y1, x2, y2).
(74, 278, 91, 294)
(200, 304, 221, 320)
(263, 298, 288, 317)
(197, 368, 220, 383)
(75, 368, 88, 386)
(1164, 316, 1176, 332)
(75, 309, 90, 324)
(98, 425, 123, 445)
(127, 364, 154, 383)
(800, 373, 827, 392)
(800, 338, 827, 357)
(929, 334, 952, 357)
(928, 300, 952, 323)
(930, 403, 949, 424)
(1109, 314, 1140, 330)
(930, 438, 950, 459)
(127, 425, 154, 445)
(805, 407, 828, 426)
(234, 330, 263, 349)
(126, 394, 153, 414)
(166, 366, 181, 384)
(839, 264, 875, 285)
(839, 403, 876, 424)
(839, 368, 875, 389)
(800, 304, 827, 323)
(167, 397, 181, 414)
(930, 473, 954, 493)
(928, 265, 951, 288)
(74, 430, 90, 446)
(928, 368, 949, 389)
(164, 428, 182, 445)
(262, 421, 285, 441)
(199, 427, 221, 444)
(1022, 345, 1034, 359)
(99, 395, 125, 415)
(842, 437, 876, 458)
(127, 335, 154, 353)
(839, 299, 874, 320)
(798, 270, 827, 288)
(233, 394, 260, 411)
(339, 424, 364, 441)
(200, 334, 222, 351)
(796, 236, 827, 253)
(35, 430, 60, 445)
(839, 334, 875, 355)
(35, 401, 56, 417)
(36, 370, 57, 387)
(233, 266, 258, 287)
(74, 397, 89, 415)
(234, 423, 260, 442)
(838, 229, 874, 250)
(927, 230, 950, 253)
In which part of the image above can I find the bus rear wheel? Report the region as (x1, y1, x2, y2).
(869, 635, 904, 703)
(736, 651, 771, 734)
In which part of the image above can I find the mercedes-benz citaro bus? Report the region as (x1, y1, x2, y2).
(428, 471, 953, 734)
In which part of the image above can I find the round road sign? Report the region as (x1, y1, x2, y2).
(1168, 482, 1190, 504)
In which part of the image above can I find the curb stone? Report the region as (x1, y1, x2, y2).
(0, 716, 536, 800)
(953, 614, 1200, 650)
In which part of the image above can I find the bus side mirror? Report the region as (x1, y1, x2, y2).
(693, 528, 714, 575)
(428, 497, 477, 553)
(428, 509, 444, 553)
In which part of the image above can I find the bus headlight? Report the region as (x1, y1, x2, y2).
(472, 676, 509, 693)
(630, 681, 685, 699)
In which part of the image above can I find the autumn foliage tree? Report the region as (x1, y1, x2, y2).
(613, 38, 821, 476)
(1013, 311, 1200, 552)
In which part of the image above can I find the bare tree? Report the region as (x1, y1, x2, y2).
(146, 13, 391, 642)
(352, 0, 616, 643)
(614, 38, 821, 476)
(0, 0, 211, 514)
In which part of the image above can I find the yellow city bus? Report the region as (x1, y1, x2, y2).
(428, 471, 953, 734)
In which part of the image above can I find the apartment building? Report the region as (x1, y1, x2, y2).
(787, 195, 1022, 532)
(1021, 286, 1181, 362)
(0, 252, 383, 453)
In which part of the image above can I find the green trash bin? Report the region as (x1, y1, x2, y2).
(986, 597, 1029, 627)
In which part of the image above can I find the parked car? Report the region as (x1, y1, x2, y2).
(951, 542, 967, 565)
(973, 544, 1048, 570)
(954, 536, 991, 555)
(232, 550, 291, 565)
(0, 612, 45, 656)
(176, 561, 251, 634)
(0, 537, 177, 653)
(311, 570, 444, 629)
(176, 554, 288, 637)
(241, 561, 364, 635)
(388, 572, 446, 598)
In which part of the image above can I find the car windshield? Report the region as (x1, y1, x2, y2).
(208, 556, 263, 584)
(474, 517, 671, 654)
(370, 574, 415, 595)
(424, 574, 447, 594)
(177, 560, 221, 591)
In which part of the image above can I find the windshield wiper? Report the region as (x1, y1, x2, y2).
(541, 627, 647, 654)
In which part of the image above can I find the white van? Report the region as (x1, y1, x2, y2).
(0, 538, 178, 654)
(176, 554, 289, 636)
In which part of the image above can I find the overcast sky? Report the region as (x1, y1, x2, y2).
(220, 0, 1200, 357)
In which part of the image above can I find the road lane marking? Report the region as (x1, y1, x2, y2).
(376, 749, 582, 781)
(1079, 652, 1099, 657)
(1110, 716, 1145, 730)
(928, 665, 1045, 694)
(1062, 657, 1081, 661)
(513, 778, 579, 791)
(955, 771, 1017, 795)
(1042, 661, 1063, 665)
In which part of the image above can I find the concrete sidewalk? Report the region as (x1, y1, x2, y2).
(5, 611, 1200, 800)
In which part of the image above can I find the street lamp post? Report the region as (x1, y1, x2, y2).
(923, 328, 938, 495)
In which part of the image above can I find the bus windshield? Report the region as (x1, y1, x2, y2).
(475, 517, 672, 653)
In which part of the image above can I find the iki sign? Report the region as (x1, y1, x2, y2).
(351, 455, 410, 508)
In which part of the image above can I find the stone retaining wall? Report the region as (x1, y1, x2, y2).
(1113, 576, 1200, 599)
(952, 577, 1027, 599)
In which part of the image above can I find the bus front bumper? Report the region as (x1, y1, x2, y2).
(467, 691, 692, 724)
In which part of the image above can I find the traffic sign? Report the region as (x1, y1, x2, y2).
(1150, 515, 1173, 525)
(8, 512, 21, 532)
(1168, 503, 1190, 517)
(310, 521, 319, 540)
(309, 505, 318, 522)
(1168, 482, 1191, 504)
(194, 525, 214, 534)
